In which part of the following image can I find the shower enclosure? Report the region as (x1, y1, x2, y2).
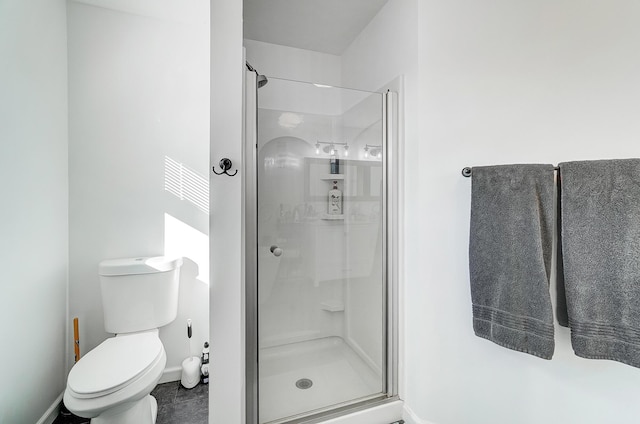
(245, 68, 398, 424)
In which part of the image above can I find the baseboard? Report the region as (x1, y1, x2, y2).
(402, 405, 438, 424)
(158, 365, 182, 384)
(36, 392, 64, 424)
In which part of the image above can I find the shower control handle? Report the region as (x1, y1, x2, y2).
(270, 245, 283, 257)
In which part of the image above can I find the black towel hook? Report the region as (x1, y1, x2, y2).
(213, 158, 237, 176)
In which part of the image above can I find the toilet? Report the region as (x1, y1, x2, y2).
(64, 256, 183, 424)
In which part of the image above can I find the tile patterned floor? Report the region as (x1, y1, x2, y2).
(52, 381, 208, 424)
(152, 381, 208, 424)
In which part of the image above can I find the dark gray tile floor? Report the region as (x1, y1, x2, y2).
(152, 381, 208, 424)
(52, 410, 88, 424)
(52, 381, 208, 424)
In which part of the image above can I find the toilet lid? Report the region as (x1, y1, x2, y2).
(67, 332, 163, 397)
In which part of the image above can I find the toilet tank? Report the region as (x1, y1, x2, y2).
(98, 256, 183, 334)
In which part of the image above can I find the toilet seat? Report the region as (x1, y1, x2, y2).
(67, 331, 163, 399)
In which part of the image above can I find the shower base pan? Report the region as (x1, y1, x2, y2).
(259, 336, 383, 423)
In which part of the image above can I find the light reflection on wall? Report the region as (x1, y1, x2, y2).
(163, 212, 209, 284)
(164, 156, 209, 214)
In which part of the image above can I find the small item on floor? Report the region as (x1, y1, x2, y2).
(201, 362, 209, 384)
(59, 402, 72, 416)
(201, 341, 210, 384)
(181, 356, 201, 388)
(201, 341, 209, 363)
(181, 318, 201, 388)
(73, 317, 81, 362)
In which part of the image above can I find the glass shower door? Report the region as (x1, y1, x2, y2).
(256, 77, 386, 423)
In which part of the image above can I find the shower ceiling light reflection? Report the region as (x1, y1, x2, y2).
(364, 144, 382, 159)
(315, 141, 349, 157)
(278, 112, 303, 129)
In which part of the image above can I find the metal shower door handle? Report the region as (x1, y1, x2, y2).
(270, 245, 283, 257)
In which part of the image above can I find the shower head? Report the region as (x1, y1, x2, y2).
(246, 61, 268, 88)
(257, 74, 268, 88)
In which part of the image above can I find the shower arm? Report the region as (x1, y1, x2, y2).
(246, 61, 268, 88)
(245, 61, 262, 80)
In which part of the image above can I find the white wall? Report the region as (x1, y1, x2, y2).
(0, 1, 69, 422)
(244, 39, 342, 87)
(340, 0, 420, 404)
(406, 1, 640, 423)
(210, 0, 244, 422)
(67, 2, 209, 376)
(341, 0, 418, 93)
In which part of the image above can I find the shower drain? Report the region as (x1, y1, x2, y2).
(295, 378, 313, 390)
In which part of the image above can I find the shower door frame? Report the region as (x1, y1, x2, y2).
(243, 70, 400, 424)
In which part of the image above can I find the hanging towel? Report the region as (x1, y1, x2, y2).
(469, 164, 555, 359)
(558, 159, 640, 368)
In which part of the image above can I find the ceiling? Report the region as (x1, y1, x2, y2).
(243, 0, 389, 55)
(73, 0, 209, 25)
(73, 0, 389, 55)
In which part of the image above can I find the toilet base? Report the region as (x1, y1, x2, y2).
(91, 394, 158, 424)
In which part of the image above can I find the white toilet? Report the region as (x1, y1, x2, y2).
(64, 256, 183, 424)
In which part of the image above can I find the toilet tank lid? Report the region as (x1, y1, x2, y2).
(99, 256, 183, 276)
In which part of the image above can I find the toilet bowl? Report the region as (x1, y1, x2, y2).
(64, 256, 182, 424)
(64, 330, 166, 424)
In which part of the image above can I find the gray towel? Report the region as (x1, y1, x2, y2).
(469, 164, 555, 359)
(558, 159, 640, 367)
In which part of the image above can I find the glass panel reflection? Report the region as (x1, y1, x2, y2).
(257, 78, 385, 423)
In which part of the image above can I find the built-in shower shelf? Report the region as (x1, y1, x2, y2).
(320, 214, 344, 220)
(320, 300, 345, 312)
(320, 174, 344, 180)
